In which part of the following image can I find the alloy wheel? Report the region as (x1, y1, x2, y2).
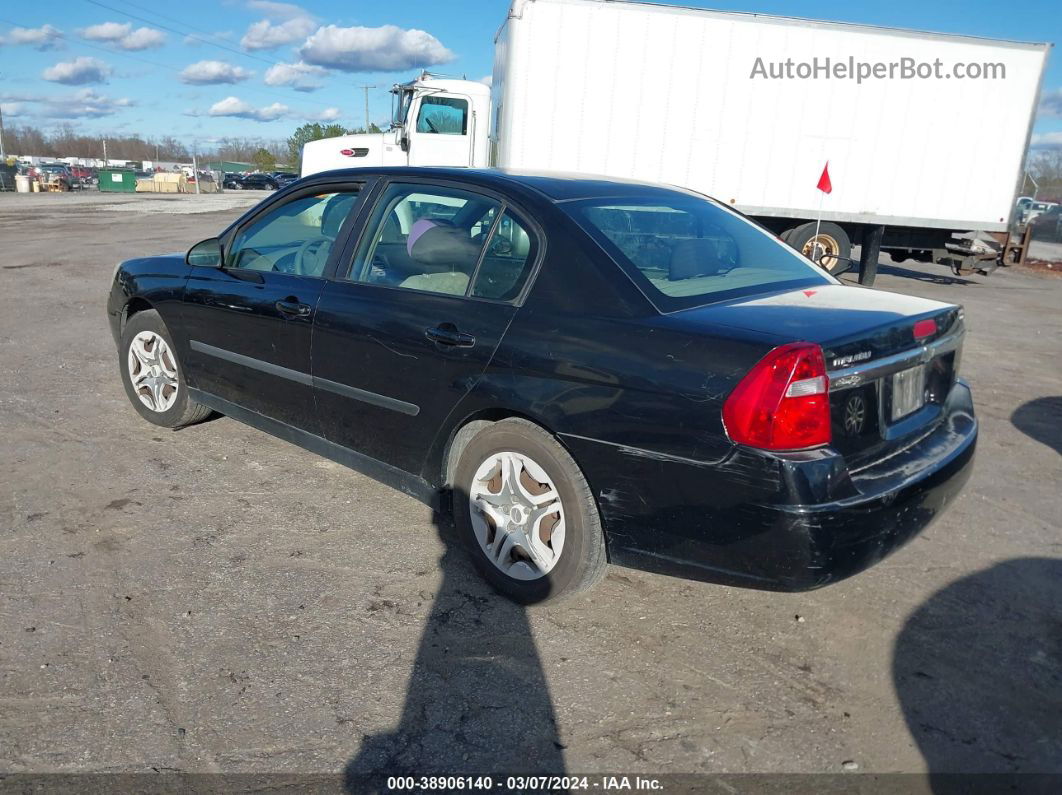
(468, 451, 566, 581)
(127, 330, 179, 412)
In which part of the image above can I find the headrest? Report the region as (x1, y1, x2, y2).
(321, 194, 356, 238)
(669, 238, 727, 281)
(408, 220, 481, 271)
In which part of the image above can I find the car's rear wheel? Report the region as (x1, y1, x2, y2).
(453, 419, 607, 604)
(119, 309, 211, 428)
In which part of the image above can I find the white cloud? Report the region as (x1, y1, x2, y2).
(42, 56, 112, 86)
(247, 0, 309, 20)
(240, 2, 316, 51)
(80, 21, 166, 51)
(1030, 131, 1062, 150)
(183, 31, 232, 46)
(1, 24, 63, 50)
(7, 88, 133, 119)
(313, 107, 342, 121)
(297, 24, 454, 72)
(180, 60, 253, 85)
(207, 96, 291, 121)
(1039, 89, 1062, 120)
(263, 61, 327, 91)
(478, 75, 492, 86)
(0, 102, 24, 116)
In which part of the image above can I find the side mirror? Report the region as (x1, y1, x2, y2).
(186, 237, 222, 268)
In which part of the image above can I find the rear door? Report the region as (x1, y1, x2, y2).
(311, 179, 540, 474)
(181, 183, 365, 431)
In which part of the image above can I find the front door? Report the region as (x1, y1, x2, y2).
(407, 93, 474, 167)
(311, 180, 540, 475)
(182, 185, 364, 431)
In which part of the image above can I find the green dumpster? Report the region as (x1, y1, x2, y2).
(98, 168, 137, 193)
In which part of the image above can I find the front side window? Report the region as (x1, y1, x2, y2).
(415, 95, 468, 135)
(227, 189, 361, 277)
(348, 183, 537, 301)
(563, 196, 834, 310)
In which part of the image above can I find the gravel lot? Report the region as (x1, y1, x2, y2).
(1, 192, 1059, 783)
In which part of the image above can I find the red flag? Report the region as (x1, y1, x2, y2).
(816, 162, 832, 194)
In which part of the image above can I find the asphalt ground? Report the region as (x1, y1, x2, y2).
(0, 191, 1059, 787)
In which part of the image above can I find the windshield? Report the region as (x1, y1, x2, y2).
(563, 196, 835, 311)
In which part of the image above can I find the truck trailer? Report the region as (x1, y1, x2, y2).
(301, 0, 1050, 282)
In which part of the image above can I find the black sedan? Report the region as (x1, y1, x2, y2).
(107, 168, 977, 603)
(238, 172, 280, 190)
(222, 173, 245, 190)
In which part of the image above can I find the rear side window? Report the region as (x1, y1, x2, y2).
(470, 211, 536, 301)
(348, 182, 537, 301)
(564, 197, 834, 310)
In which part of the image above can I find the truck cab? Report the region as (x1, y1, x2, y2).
(301, 75, 490, 177)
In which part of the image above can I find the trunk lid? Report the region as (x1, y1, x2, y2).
(670, 284, 964, 461)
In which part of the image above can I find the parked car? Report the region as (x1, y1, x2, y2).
(240, 172, 280, 190)
(107, 168, 977, 603)
(69, 165, 97, 188)
(1030, 204, 1062, 242)
(271, 171, 299, 188)
(222, 173, 245, 190)
(37, 164, 76, 190)
(1021, 200, 1057, 225)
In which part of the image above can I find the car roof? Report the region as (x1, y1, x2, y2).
(308, 166, 703, 204)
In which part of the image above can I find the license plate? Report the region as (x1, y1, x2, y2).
(891, 365, 926, 421)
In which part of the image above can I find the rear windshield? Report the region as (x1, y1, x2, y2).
(563, 196, 835, 311)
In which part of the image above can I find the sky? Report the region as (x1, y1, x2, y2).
(0, 0, 1059, 151)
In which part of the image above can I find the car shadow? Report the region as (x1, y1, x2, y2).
(892, 557, 1062, 785)
(1011, 396, 1062, 456)
(343, 489, 566, 789)
(875, 263, 979, 286)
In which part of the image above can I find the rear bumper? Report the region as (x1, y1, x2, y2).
(566, 380, 977, 591)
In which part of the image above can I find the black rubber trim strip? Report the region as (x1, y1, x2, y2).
(190, 340, 312, 385)
(190, 340, 420, 417)
(313, 376, 420, 416)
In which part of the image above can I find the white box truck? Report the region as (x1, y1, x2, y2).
(301, 0, 1050, 281)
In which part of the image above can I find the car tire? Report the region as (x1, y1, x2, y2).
(453, 419, 607, 604)
(119, 309, 211, 429)
(786, 221, 852, 275)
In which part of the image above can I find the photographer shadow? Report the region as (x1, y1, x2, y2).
(893, 557, 1062, 786)
(344, 489, 566, 788)
(1011, 396, 1062, 457)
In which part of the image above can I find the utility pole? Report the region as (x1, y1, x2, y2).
(102, 138, 107, 166)
(359, 84, 376, 132)
(0, 103, 6, 160)
(192, 141, 200, 195)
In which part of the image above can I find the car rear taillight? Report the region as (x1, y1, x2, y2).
(913, 318, 937, 340)
(722, 342, 831, 451)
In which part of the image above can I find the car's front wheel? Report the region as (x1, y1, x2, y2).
(119, 309, 211, 428)
(453, 419, 607, 603)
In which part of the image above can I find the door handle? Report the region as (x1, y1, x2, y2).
(425, 324, 476, 347)
(276, 299, 311, 317)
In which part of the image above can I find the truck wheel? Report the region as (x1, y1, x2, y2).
(787, 222, 852, 275)
(453, 419, 607, 604)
